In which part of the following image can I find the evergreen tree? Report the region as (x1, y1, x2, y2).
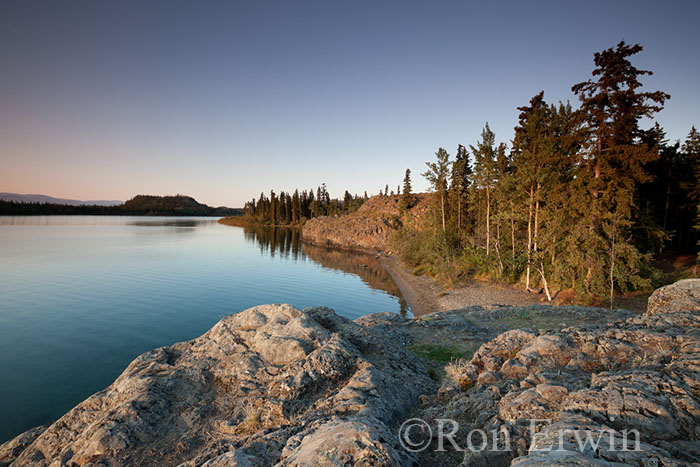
(292, 190, 301, 223)
(285, 192, 293, 223)
(400, 168, 413, 212)
(512, 92, 556, 291)
(470, 123, 498, 255)
(423, 148, 451, 231)
(683, 126, 700, 255)
(269, 191, 278, 224)
(449, 145, 472, 241)
(572, 41, 669, 304)
(307, 189, 316, 218)
(492, 142, 512, 274)
(684, 126, 700, 203)
(343, 190, 352, 212)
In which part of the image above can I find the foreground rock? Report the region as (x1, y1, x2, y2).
(3, 280, 699, 466)
(416, 279, 700, 466)
(302, 194, 430, 253)
(0, 305, 434, 466)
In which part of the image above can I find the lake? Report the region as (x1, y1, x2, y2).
(0, 216, 409, 443)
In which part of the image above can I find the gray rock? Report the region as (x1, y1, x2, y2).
(4, 280, 700, 466)
(647, 278, 700, 314)
(417, 279, 700, 466)
(0, 305, 434, 466)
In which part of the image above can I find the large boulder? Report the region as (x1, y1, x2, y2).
(0, 305, 434, 466)
(647, 278, 700, 315)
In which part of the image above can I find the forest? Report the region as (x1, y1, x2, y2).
(240, 183, 369, 224)
(393, 41, 700, 305)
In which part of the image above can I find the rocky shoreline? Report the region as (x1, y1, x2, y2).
(301, 194, 430, 254)
(2, 280, 699, 465)
(0, 305, 435, 466)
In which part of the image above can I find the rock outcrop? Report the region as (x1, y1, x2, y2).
(3, 280, 700, 466)
(416, 279, 700, 466)
(302, 194, 430, 253)
(0, 305, 434, 466)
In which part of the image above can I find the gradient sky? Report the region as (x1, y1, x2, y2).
(1, 0, 698, 207)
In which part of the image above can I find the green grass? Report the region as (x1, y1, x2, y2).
(408, 343, 466, 363)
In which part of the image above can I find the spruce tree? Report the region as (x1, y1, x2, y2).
(423, 148, 451, 231)
(270, 191, 278, 224)
(343, 190, 352, 212)
(684, 126, 700, 202)
(683, 126, 700, 255)
(572, 41, 669, 304)
(400, 168, 413, 212)
(292, 190, 301, 223)
(448, 145, 473, 247)
(511, 92, 559, 291)
(470, 123, 498, 255)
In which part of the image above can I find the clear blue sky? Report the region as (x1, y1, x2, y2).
(1, 0, 698, 206)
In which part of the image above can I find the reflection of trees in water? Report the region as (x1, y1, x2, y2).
(302, 243, 410, 316)
(242, 225, 410, 317)
(243, 225, 302, 260)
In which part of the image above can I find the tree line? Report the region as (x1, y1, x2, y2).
(0, 195, 242, 216)
(242, 184, 368, 225)
(395, 41, 699, 305)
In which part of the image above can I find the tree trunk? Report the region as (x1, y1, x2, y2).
(510, 202, 516, 261)
(486, 187, 491, 256)
(457, 193, 462, 231)
(495, 221, 503, 274)
(526, 185, 534, 291)
(440, 192, 446, 232)
(537, 263, 553, 302)
(533, 184, 540, 255)
(609, 225, 616, 310)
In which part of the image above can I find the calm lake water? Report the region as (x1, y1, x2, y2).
(0, 216, 408, 443)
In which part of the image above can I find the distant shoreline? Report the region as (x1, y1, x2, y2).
(0, 213, 226, 217)
(0, 195, 241, 217)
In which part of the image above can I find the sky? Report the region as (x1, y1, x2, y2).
(1, 0, 698, 207)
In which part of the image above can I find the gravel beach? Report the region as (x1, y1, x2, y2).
(381, 254, 648, 315)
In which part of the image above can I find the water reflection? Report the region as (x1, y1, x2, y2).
(241, 225, 410, 316)
(243, 225, 303, 260)
(128, 220, 206, 228)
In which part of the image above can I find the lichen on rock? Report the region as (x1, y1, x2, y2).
(0, 305, 434, 466)
(416, 279, 700, 466)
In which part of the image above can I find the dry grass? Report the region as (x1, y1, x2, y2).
(237, 406, 261, 435)
(445, 358, 474, 391)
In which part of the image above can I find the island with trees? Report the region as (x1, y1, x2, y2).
(0, 194, 242, 217)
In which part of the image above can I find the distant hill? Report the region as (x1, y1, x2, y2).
(0, 192, 122, 206)
(119, 195, 240, 216)
(0, 194, 242, 216)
